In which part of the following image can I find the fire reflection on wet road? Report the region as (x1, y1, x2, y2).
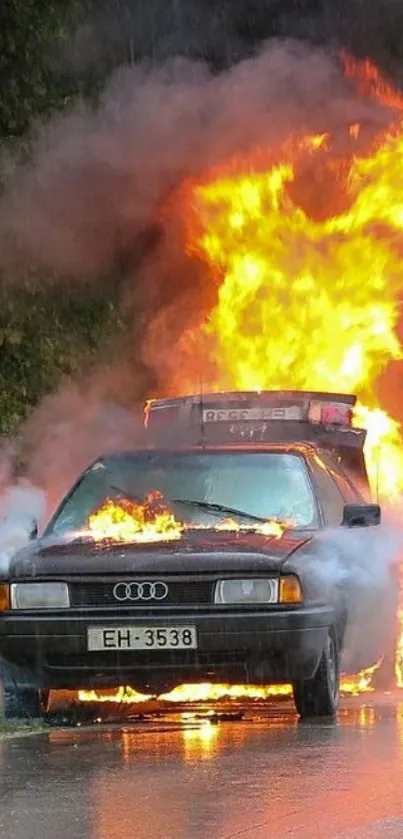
(2, 696, 403, 839)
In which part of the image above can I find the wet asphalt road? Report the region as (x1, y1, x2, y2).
(2, 694, 403, 839)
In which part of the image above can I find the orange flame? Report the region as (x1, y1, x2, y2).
(87, 491, 184, 543)
(339, 661, 382, 696)
(349, 123, 361, 140)
(341, 50, 403, 112)
(78, 663, 382, 706)
(85, 493, 286, 543)
(177, 83, 403, 501)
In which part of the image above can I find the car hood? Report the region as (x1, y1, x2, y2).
(7, 529, 314, 577)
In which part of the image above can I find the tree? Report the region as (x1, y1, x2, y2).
(0, 278, 124, 434)
(0, 1, 90, 142)
(0, 2, 126, 432)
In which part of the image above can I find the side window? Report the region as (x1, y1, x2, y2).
(307, 454, 346, 527)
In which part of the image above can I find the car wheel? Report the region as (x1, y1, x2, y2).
(2, 686, 49, 720)
(292, 628, 340, 719)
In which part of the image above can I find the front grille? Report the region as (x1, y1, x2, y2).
(69, 579, 213, 608)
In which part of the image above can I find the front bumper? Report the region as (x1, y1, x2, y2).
(0, 606, 334, 691)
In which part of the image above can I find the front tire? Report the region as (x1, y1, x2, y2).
(292, 628, 340, 719)
(2, 686, 49, 720)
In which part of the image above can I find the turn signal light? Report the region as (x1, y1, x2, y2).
(0, 584, 10, 612)
(279, 575, 303, 604)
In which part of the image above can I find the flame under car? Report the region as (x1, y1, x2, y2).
(0, 391, 396, 719)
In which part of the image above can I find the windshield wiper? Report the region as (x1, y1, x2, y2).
(107, 489, 272, 526)
(171, 498, 268, 524)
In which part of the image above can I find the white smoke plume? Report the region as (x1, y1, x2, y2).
(0, 480, 46, 574)
(20, 379, 146, 516)
(0, 378, 146, 570)
(301, 513, 403, 673)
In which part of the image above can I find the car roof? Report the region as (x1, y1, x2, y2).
(92, 444, 366, 494)
(97, 442, 322, 461)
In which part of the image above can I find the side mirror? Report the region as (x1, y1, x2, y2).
(341, 503, 381, 528)
(29, 520, 39, 541)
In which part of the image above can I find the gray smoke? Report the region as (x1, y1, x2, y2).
(301, 514, 403, 674)
(0, 41, 394, 282)
(0, 377, 147, 572)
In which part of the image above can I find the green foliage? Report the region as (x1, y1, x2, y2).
(0, 1, 90, 141)
(0, 279, 124, 434)
(0, 2, 126, 433)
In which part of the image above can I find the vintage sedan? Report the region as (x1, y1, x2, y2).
(0, 391, 395, 719)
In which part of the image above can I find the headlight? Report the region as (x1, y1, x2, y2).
(11, 582, 70, 610)
(214, 578, 279, 604)
(214, 576, 303, 605)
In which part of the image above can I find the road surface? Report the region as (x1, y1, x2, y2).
(1, 694, 403, 839)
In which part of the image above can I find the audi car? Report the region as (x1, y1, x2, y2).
(0, 390, 396, 720)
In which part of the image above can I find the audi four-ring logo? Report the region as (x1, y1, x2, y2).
(113, 581, 169, 601)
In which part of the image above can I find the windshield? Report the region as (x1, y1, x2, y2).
(47, 451, 318, 538)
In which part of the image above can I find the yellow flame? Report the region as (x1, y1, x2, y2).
(78, 666, 383, 706)
(182, 124, 403, 500)
(85, 494, 286, 543)
(159, 682, 291, 702)
(87, 494, 184, 543)
(339, 661, 382, 696)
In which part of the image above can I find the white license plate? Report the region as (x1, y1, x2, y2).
(87, 625, 198, 651)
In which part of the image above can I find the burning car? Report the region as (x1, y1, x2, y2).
(0, 390, 396, 719)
